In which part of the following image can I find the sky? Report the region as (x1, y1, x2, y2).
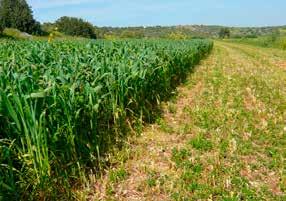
(27, 0, 286, 27)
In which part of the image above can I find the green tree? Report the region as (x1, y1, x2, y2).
(0, 21, 3, 33)
(219, 27, 231, 38)
(56, 16, 97, 39)
(0, 0, 42, 34)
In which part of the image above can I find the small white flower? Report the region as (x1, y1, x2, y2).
(230, 138, 237, 154)
(225, 177, 231, 189)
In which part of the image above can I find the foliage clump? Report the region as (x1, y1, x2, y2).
(219, 27, 231, 38)
(55, 16, 97, 39)
(168, 32, 188, 40)
(0, 0, 43, 35)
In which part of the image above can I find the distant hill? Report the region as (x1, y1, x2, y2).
(95, 25, 286, 39)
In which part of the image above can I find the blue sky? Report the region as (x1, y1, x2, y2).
(27, 0, 286, 27)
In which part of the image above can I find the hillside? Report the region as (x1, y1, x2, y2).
(95, 25, 286, 39)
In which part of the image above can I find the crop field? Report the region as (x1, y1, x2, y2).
(1, 0, 286, 200)
(0, 39, 213, 199)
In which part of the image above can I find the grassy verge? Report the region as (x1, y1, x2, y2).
(90, 41, 286, 200)
(227, 36, 286, 50)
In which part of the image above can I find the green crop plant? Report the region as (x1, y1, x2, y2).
(0, 39, 213, 199)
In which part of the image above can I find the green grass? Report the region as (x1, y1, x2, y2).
(0, 39, 213, 200)
(90, 41, 286, 201)
(1, 28, 91, 41)
(166, 42, 286, 200)
(189, 135, 213, 151)
(2, 28, 33, 40)
(109, 168, 128, 183)
(227, 35, 286, 50)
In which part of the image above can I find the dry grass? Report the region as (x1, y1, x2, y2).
(86, 42, 286, 201)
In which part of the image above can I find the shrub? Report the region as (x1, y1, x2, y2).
(168, 32, 188, 40)
(55, 16, 96, 39)
(219, 28, 231, 38)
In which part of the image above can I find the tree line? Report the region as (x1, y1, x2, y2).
(0, 0, 283, 40)
(0, 0, 97, 39)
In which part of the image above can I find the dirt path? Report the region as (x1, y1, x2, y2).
(88, 42, 286, 201)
